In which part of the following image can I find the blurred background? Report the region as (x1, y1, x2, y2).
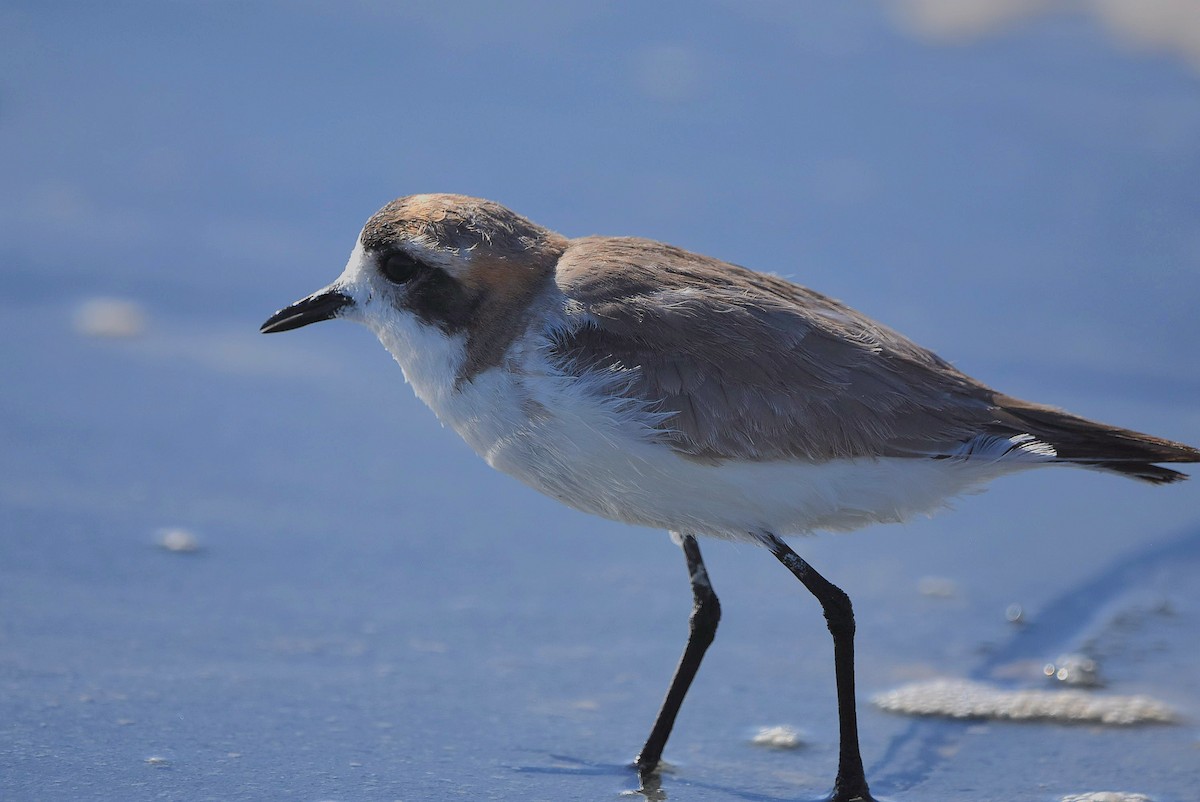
(2, 2, 1198, 800)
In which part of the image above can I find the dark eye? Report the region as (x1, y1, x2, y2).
(380, 251, 422, 284)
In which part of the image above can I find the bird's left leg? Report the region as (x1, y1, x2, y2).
(635, 532, 721, 777)
(759, 532, 876, 802)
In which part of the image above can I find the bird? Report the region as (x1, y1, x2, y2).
(261, 194, 1199, 802)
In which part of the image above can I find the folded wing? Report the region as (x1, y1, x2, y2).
(550, 236, 1198, 482)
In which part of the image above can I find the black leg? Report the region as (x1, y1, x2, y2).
(760, 532, 876, 802)
(635, 532, 721, 777)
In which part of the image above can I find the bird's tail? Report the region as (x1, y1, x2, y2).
(994, 395, 1200, 484)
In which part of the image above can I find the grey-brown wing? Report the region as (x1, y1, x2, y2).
(549, 237, 1003, 463)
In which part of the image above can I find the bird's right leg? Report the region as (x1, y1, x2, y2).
(634, 532, 721, 777)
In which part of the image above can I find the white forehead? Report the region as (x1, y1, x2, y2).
(336, 236, 370, 285)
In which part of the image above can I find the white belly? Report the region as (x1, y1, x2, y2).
(424, 352, 1020, 541)
(486, 410, 1015, 539)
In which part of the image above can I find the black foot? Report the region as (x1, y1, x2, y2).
(828, 790, 879, 802)
(625, 757, 669, 801)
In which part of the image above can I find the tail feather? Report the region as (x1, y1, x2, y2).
(993, 394, 1200, 485)
(1083, 461, 1187, 485)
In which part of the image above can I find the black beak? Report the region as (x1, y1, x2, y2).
(261, 289, 354, 334)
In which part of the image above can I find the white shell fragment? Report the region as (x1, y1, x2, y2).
(750, 725, 805, 749)
(872, 679, 1175, 725)
(1060, 793, 1152, 802)
(74, 297, 146, 338)
(156, 528, 200, 553)
(917, 576, 958, 597)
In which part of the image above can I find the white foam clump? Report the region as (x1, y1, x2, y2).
(750, 725, 805, 749)
(1060, 793, 1152, 802)
(872, 679, 1174, 725)
(73, 297, 146, 338)
(890, 0, 1200, 78)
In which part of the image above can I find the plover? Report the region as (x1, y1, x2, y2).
(262, 194, 1199, 802)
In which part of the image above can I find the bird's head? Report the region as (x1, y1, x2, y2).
(261, 194, 568, 383)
